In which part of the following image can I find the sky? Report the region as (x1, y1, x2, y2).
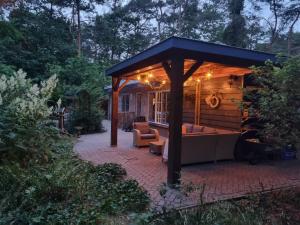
(89, 0, 300, 32)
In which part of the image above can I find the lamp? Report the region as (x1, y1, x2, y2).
(228, 75, 238, 87)
(205, 70, 213, 80)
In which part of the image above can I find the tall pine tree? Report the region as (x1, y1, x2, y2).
(222, 0, 247, 47)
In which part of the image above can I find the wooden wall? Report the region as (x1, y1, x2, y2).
(109, 76, 243, 131)
(199, 76, 243, 130)
(183, 85, 196, 124)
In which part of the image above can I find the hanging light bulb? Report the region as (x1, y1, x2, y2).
(205, 70, 213, 80)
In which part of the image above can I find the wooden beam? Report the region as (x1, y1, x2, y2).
(118, 79, 129, 91)
(111, 76, 119, 146)
(112, 77, 121, 91)
(183, 60, 203, 82)
(162, 61, 172, 79)
(167, 56, 184, 185)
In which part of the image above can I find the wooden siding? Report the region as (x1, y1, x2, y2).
(183, 85, 196, 124)
(109, 75, 243, 130)
(199, 76, 243, 130)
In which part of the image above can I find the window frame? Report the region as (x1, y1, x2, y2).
(121, 94, 130, 112)
(148, 90, 170, 125)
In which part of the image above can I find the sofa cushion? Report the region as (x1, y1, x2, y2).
(134, 122, 150, 134)
(202, 126, 217, 133)
(192, 125, 204, 133)
(140, 134, 156, 139)
(183, 123, 194, 133)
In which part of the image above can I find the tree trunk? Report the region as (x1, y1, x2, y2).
(287, 13, 300, 56)
(76, 0, 81, 57)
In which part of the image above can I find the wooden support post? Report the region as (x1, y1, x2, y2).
(111, 76, 120, 146)
(163, 59, 203, 185)
(164, 56, 185, 185)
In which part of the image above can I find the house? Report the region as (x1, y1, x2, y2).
(105, 36, 276, 184)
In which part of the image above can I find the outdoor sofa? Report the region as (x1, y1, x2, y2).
(163, 123, 240, 165)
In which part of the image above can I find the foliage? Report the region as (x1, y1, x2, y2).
(245, 57, 300, 148)
(222, 0, 247, 47)
(0, 8, 76, 81)
(132, 187, 300, 225)
(49, 57, 108, 133)
(0, 69, 59, 165)
(0, 69, 149, 224)
(0, 143, 150, 225)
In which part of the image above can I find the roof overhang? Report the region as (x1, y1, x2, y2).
(105, 36, 277, 77)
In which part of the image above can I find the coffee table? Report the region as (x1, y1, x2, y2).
(149, 140, 165, 155)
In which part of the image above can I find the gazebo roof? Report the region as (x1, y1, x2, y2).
(106, 36, 276, 77)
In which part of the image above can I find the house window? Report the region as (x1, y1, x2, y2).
(121, 94, 130, 112)
(149, 91, 170, 124)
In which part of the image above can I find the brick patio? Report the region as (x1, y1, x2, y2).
(75, 120, 300, 208)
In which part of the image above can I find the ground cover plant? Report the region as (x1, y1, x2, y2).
(132, 187, 300, 225)
(0, 70, 149, 225)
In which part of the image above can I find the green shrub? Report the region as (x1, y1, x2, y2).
(0, 69, 59, 165)
(0, 145, 150, 224)
(49, 57, 108, 134)
(132, 200, 265, 225)
(0, 69, 149, 224)
(245, 57, 300, 148)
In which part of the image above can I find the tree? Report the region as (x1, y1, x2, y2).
(54, 0, 104, 57)
(222, 0, 247, 47)
(166, 0, 201, 39)
(0, 8, 76, 80)
(49, 57, 108, 132)
(284, 0, 300, 55)
(246, 57, 300, 148)
(83, 0, 153, 62)
(197, 0, 227, 42)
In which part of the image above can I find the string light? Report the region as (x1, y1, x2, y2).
(136, 73, 167, 89)
(205, 70, 213, 80)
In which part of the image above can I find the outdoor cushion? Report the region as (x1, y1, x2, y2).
(134, 122, 150, 134)
(202, 126, 217, 133)
(183, 123, 193, 133)
(140, 134, 156, 139)
(192, 125, 204, 133)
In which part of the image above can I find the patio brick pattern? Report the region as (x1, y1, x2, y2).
(75, 120, 300, 208)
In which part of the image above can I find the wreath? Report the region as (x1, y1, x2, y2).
(205, 93, 221, 109)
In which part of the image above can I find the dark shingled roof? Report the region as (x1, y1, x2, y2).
(106, 36, 276, 77)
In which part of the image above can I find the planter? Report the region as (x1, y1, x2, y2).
(281, 145, 297, 160)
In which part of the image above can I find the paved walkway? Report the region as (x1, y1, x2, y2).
(75, 120, 300, 208)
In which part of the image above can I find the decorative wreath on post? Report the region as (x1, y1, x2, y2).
(205, 93, 221, 109)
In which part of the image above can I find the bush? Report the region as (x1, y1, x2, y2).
(0, 69, 149, 224)
(0, 141, 150, 224)
(245, 57, 300, 149)
(49, 57, 108, 134)
(0, 69, 59, 165)
(67, 89, 104, 134)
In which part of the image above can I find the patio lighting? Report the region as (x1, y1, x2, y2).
(136, 73, 167, 89)
(228, 75, 238, 87)
(205, 70, 213, 80)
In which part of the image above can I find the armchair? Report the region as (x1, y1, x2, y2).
(133, 122, 159, 147)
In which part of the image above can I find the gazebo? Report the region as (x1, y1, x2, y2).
(105, 36, 276, 185)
